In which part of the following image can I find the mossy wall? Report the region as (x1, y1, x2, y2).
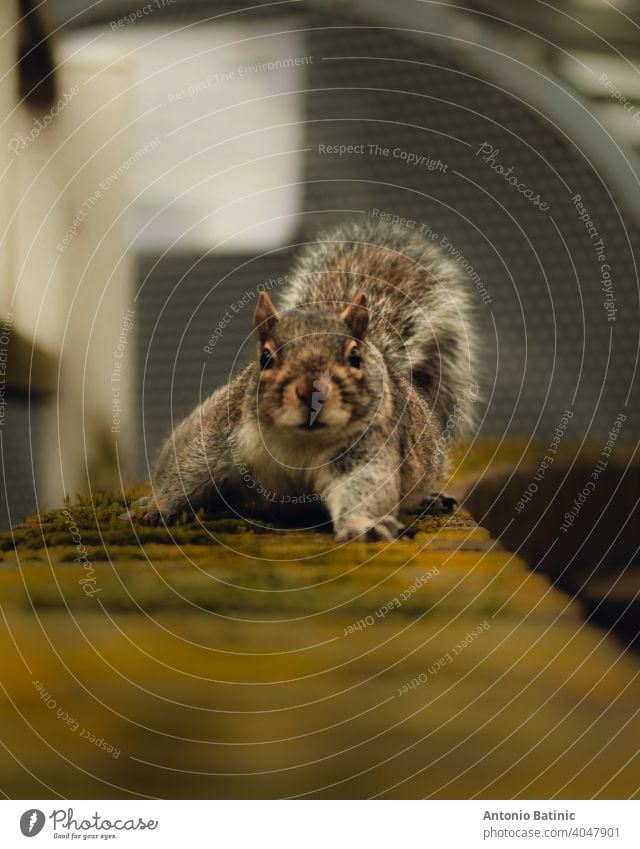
(1, 477, 638, 798)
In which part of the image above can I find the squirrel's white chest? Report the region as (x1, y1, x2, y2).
(235, 421, 332, 498)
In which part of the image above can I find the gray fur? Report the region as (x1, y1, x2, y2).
(281, 220, 477, 434)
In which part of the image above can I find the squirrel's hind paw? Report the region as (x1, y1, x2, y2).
(335, 515, 404, 543)
(422, 492, 458, 515)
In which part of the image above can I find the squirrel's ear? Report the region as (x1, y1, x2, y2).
(254, 291, 279, 342)
(341, 292, 369, 339)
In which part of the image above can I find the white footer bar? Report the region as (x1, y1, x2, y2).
(0, 800, 638, 848)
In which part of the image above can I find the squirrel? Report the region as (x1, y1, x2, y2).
(136, 220, 478, 541)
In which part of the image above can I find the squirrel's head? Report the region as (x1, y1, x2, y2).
(251, 290, 383, 433)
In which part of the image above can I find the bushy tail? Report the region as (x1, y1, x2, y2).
(282, 219, 478, 435)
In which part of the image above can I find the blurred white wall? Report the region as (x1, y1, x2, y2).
(1, 0, 136, 506)
(63, 22, 306, 252)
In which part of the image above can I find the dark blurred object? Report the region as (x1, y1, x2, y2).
(17, 0, 57, 107)
(465, 451, 640, 650)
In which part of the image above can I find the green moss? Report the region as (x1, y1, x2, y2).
(0, 485, 467, 554)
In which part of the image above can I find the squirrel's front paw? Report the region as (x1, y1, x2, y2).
(119, 496, 151, 522)
(132, 497, 181, 526)
(335, 515, 404, 543)
(139, 506, 166, 526)
(118, 496, 175, 526)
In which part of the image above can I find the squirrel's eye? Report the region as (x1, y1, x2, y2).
(347, 346, 362, 368)
(260, 348, 274, 370)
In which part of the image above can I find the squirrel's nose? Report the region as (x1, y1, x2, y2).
(295, 380, 313, 407)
